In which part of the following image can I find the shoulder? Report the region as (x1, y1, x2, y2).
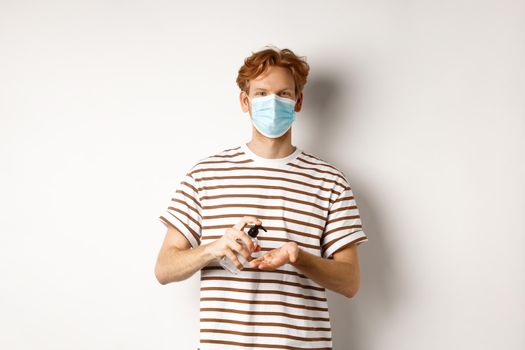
(187, 145, 245, 176)
(298, 149, 351, 187)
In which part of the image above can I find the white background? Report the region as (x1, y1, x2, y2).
(1, 1, 524, 349)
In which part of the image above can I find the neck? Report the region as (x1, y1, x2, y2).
(247, 128, 296, 159)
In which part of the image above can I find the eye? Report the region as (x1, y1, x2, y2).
(256, 91, 265, 96)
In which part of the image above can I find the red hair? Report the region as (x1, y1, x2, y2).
(236, 45, 310, 96)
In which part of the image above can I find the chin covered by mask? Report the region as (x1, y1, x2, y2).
(248, 93, 297, 138)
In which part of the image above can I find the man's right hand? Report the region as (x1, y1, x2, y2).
(205, 216, 262, 270)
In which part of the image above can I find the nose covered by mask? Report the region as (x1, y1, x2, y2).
(248, 93, 297, 138)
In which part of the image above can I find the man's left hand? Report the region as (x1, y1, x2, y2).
(249, 242, 299, 270)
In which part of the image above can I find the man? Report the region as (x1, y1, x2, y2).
(155, 45, 368, 349)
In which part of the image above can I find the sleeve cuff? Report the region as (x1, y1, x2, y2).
(322, 230, 368, 259)
(159, 213, 200, 248)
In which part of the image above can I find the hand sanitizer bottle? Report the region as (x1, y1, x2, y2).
(219, 224, 267, 275)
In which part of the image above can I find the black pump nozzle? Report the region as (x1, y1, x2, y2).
(248, 224, 267, 238)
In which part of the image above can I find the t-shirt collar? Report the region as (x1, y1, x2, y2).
(240, 142, 302, 166)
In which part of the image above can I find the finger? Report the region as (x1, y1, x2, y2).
(251, 255, 263, 261)
(228, 239, 252, 261)
(288, 250, 297, 263)
(254, 252, 269, 261)
(225, 249, 243, 270)
(233, 229, 255, 252)
(261, 253, 273, 264)
(249, 255, 265, 266)
(233, 216, 262, 231)
(257, 262, 275, 270)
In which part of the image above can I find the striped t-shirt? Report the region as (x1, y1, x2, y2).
(159, 143, 368, 350)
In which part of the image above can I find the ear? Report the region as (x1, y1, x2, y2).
(240, 90, 251, 113)
(295, 91, 304, 112)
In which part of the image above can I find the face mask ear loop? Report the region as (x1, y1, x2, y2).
(245, 92, 253, 114)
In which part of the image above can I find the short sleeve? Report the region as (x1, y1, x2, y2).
(158, 170, 202, 248)
(321, 179, 368, 259)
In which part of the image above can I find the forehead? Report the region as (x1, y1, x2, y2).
(250, 66, 295, 90)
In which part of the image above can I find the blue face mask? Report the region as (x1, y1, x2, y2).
(248, 93, 297, 138)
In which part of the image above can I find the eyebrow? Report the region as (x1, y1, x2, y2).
(254, 87, 293, 92)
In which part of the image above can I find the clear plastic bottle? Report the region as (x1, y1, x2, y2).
(219, 224, 267, 274)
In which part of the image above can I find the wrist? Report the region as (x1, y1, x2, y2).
(202, 241, 218, 264)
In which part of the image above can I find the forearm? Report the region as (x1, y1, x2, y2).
(291, 247, 359, 298)
(156, 242, 216, 284)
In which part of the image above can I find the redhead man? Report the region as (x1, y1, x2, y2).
(155, 45, 368, 349)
